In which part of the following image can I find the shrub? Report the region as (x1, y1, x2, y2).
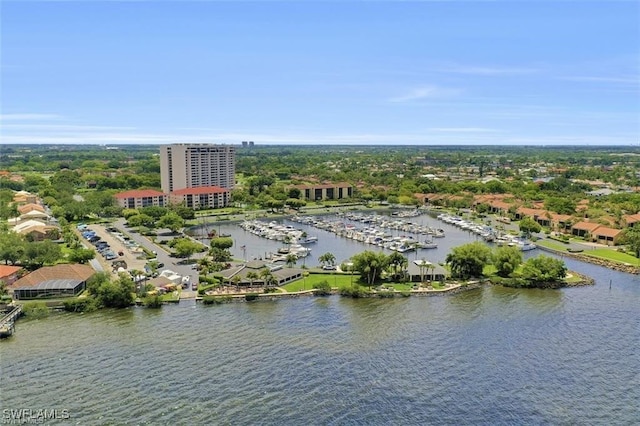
(313, 280, 332, 296)
(399, 291, 411, 297)
(63, 297, 98, 313)
(202, 295, 232, 305)
(22, 301, 49, 319)
(143, 294, 163, 308)
(339, 285, 370, 298)
(244, 293, 259, 301)
(377, 290, 395, 298)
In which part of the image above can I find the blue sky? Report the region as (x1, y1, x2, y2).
(1, 0, 638, 145)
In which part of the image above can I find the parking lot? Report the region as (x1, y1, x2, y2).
(78, 224, 149, 274)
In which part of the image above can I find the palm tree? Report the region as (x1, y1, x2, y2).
(259, 268, 273, 288)
(230, 274, 242, 292)
(387, 251, 408, 282)
(246, 271, 259, 289)
(417, 258, 427, 284)
(285, 254, 298, 268)
(427, 263, 436, 282)
(318, 252, 336, 269)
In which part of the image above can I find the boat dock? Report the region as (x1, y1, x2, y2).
(0, 305, 23, 338)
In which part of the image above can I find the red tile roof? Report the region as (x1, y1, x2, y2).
(592, 227, 622, 238)
(171, 186, 229, 195)
(115, 189, 166, 199)
(571, 221, 602, 232)
(10, 264, 95, 289)
(0, 265, 22, 279)
(624, 213, 640, 225)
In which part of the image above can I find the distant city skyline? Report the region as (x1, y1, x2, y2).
(1, 1, 638, 146)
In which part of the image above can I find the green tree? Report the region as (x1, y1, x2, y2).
(621, 227, 640, 258)
(521, 255, 567, 286)
(387, 251, 408, 281)
(157, 212, 185, 233)
(172, 238, 203, 261)
(0, 231, 26, 265)
(519, 216, 542, 238)
(94, 273, 135, 308)
(246, 271, 259, 287)
(209, 247, 232, 263)
(210, 237, 234, 250)
(68, 247, 96, 264)
(127, 213, 155, 228)
(23, 240, 63, 269)
(86, 272, 112, 295)
(140, 206, 169, 219)
(285, 254, 298, 268)
(171, 205, 195, 220)
(351, 250, 389, 286)
(445, 242, 491, 280)
(492, 246, 522, 277)
(286, 198, 307, 210)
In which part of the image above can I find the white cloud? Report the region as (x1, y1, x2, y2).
(427, 127, 500, 133)
(445, 65, 539, 76)
(0, 113, 63, 121)
(389, 85, 460, 103)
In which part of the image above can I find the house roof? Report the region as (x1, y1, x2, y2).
(12, 219, 57, 234)
(17, 203, 45, 214)
(214, 262, 303, 284)
(549, 213, 572, 222)
(591, 227, 622, 238)
(10, 264, 94, 289)
(20, 210, 50, 219)
(13, 278, 83, 292)
(0, 265, 22, 278)
(171, 186, 229, 195)
(406, 260, 448, 277)
(516, 207, 547, 217)
(624, 213, 640, 224)
(571, 221, 602, 232)
(115, 189, 166, 199)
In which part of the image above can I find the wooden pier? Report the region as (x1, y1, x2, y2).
(0, 305, 23, 338)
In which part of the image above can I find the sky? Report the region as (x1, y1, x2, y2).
(1, 0, 638, 146)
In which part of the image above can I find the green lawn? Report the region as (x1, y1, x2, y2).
(536, 239, 571, 251)
(564, 273, 583, 284)
(161, 288, 181, 302)
(583, 249, 639, 265)
(282, 272, 360, 292)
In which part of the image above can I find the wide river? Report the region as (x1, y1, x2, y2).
(2, 213, 639, 425)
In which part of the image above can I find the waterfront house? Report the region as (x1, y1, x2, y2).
(571, 221, 602, 239)
(591, 226, 623, 246)
(9, 264, 95, 300)
(215, 261, 303, 287)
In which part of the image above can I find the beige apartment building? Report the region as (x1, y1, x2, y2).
(160, 144, 235, 193)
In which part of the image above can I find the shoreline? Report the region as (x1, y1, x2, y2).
(537, 245, 639, 275)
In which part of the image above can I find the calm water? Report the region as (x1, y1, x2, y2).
(2, 214, 639, 425)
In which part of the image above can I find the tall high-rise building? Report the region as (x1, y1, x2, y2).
(160, 143, 235, 193)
